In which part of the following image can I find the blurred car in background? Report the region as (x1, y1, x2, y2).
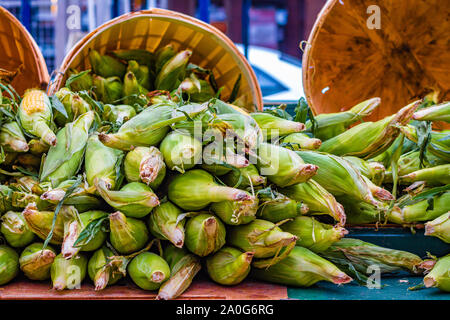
(236, 44, 304, 104)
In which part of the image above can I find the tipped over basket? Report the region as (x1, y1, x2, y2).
(50, 8, 263, 112)
(0, 6, 49, 95)
(302, 0, 450, 128)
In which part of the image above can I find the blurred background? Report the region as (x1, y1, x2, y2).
(0, 0, 327, 103)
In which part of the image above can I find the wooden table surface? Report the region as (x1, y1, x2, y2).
(0, 278, 288, 300)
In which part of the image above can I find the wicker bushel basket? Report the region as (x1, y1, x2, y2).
(302, 0, 450, 128)
(50, 8, 263, 112)
(0, 6, 49, 95)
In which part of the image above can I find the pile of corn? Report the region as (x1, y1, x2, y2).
(0, 47, 449, 299)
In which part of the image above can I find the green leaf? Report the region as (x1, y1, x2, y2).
(228, 74, 241, 103)
(65, 69, 91, 88)
(399, 184, 450, 208)
(416, 121, 432, 167)
(73, 215, 108, 248)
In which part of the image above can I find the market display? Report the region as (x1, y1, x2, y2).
(0, 44, 449, 300)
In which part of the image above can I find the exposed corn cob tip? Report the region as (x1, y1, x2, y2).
(206, 247, 254, 286)
(424, 212, 450, 243)
(423, 254, 450, 292)
(413, 101, 450, 122)
(281, 132, 322, 150)
(19, 243, 56, 280)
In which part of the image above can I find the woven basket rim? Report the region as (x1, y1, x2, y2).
(0, 5, 49, 91)
(53, 8, 263, 111)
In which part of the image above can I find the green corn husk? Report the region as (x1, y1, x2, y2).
(0, 185, 15, 214)
(281, 216, 348, 252)
(124, 146, 166, 190)
(51, 253, 87, 290)
(66, 68, 93, 92)
(424, 212, 450, 243)
(343, 156, 385, 186)
(399, 125, 450, 162)
(103, 104, 136, 125)
(222, 164, 267, 189)
(128, 252, 171, 291)
(201, 142, 250, 176)
(361, 175, 394, 201)
(40, 111, 94, 187)
(54, 88, 91, 126)
(210, 193, 259, 225)
(88, 246, 123, 290)
(0, 245, 19, 285)
(280, 180, 347, 225)
(399, 164, 450, 186)
(88, 49, 126, 78)
(123, 70, 148, 106)
(250, 112, 305, 141)
(281, 132, 322, 150)
(388, 188, 450, 224)
(18, 89, 57, 146)
(61, 209, 108, 259)
(148, 201, 185, 248)
(22, 203, 64, 244)
(256, 142, 318, 187)
(19, 242, 56, 280)
(321, 238, 432, 277)
(0, 121, 29, 153)
(154, 44, 176, 74)
(227, 219, 297, 259)
(85, 134, 124, 190)
(319, 100, 419, 158)
(127, 60, 151, 90)
(305, 97, 380, 141)
(413, 102, 450, 122)
(384, 151, 446, 182)
(92, 75, 123, 104)
(28, 138, 49, 155)
(296, 150, 380, 206)
(156, 245, 201, 300)
(424, 254, 450, 292)
(1, 211, 35, 247)
(160, 131, 202, 173)
(97, 181, 159, 218)
(206, 246, 254, 286)
(167, 169, 253, 211)
(336, 196, 386, 224)
(155, 50, 192, 92)
(185, 213, 226, 257)
(251, 246, 352, 287)
(98, 103, 207, 151)
(109, 211, 149, 254)
(257, 188, 308, 223)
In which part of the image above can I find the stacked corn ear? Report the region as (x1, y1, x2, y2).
(1, 46, 449, 295)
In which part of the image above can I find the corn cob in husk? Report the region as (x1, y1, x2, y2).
(305, 97, 380, 141)
(40, 111, 94, 187)
(319, 100, 419, 159)
(124, 146, 166, 190)
(0, 121, 29, 153)
(343, 156, 385, 186)
(399, 164, 450, 186)
(88, 246, 123, 290)
(54, 88, 91, 126)
(424, 212, 450, 243)
(423, 254, 450, 292)
(281, 132, 322, 150)
(88, 49, 126, 79)
(1, 210, 35, 248)
(185, 213, 226, 257)
(413, 102, 450, 123)
(160, 131, 202, 173)
(108, 211, 149, 254)
(222, 163, 267, 189)
(128, 252, 171, 291)
(18, 89, 57, 146)
(281, 179, 346, 225)
(51, 253, 87, 290)
(148, 201, 185, 248)
(103, 104, 136, 125)
(250, 112, 305, 141)
(0, 245, 19, 285)
(251, 246, 352, 287)
(281, 216, 348, 253)
(22, 203, 64, 244)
